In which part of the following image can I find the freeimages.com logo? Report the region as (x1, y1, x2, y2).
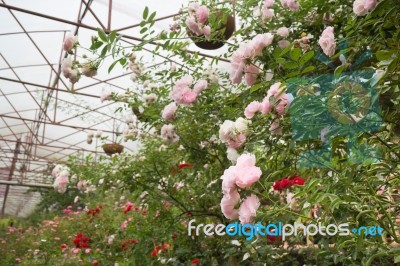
(188, 220, 384, 241)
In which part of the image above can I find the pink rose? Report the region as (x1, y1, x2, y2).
(161, 102, 178, 121)
(244, 64, 259, 86)
(263, 0, 275, 8)
(250, 33, 274, 56)
(195, 6, 209, 24)
(221, 167, 237, 195)
(235, 154, 262, 188)
(186, 17, 203, 36)
(203, 25, 211, 38)
(318, 26, 336, 57)
(227, 133, 246, 149)
(353, 0, 368, 16)
(277, 27, 290, 37)
(281, 0, 300, 10)
(63, 33, 78, 52)
(220, 189, 240, 220)
(261, 8, 274, 20)
(100, 89, 113, 103)
(193, 79, 208, 94)
(171, 76, 198, 105)
(238, 194, 260, 224)
(364, 0, 377, 10)
(182, 90, 197, 104)
(260, 98, 272, 114)
(278, 40, 290, 49)
(269, 120, 282, 135)
(121, 220, 128, 230)
(244, 101, 262, 119)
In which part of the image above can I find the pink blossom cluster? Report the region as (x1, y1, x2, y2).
(244, 82, 293, 119)
(261, 0, 275, 20)
(61, 58, 80, 84)
(123, 128, 138, 141)
(220, 153, 262, 224)
(129, 53, 145, 81)
(353, 0, 378, 16)
(81, 61, 98, 78)
(186, 3, 211, 38)
(161, 124, 180, 143)
(318, 27, 336, 57)
(52, 164, 70, 193)
(230, 33, 274, 85)
(161, 102, 178, 121)
(100, 88, 113, 103)
(171, 75, 208, 105)
(63, 33, 78, 52)
(219, 117, 250, 149)
(280, 0, 300, 11)
(77, 180, 90, 192)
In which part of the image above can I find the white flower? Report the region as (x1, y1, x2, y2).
(231, 240, 241, 246)
(227, 147, 240, 164)
(234, 117, 249, 132)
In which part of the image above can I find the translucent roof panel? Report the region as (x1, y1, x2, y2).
(1, 0, 228, 217)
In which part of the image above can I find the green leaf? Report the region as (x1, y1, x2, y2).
(280, 43, 293, 57)
(299, 51, 315, 66)
(97, 28, 108, 42)
(290, 48, 302, 61)
(250, 83, 263, 93)
(284, 61, 298, 69)
(148, 11, 156, 22)
(334, 64, 346, 78)
(276, 58, 286, 64)
(119, 57, 127, 66)
(285, 71, 300, 78)
(375, 50, 394, 61)
(90, 41, 103, 50)
(143, 6, 149, 20)
(140, 27, 148, 34)
(301, 66, 315, 74)
(100, 45, 108, 57)
(109, 31, 117, 43)
(108, 59, 119, 73)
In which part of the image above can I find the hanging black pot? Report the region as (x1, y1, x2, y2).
(188, 11, 235, 50)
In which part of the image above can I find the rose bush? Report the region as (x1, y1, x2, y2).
(2, 0, 400, 265)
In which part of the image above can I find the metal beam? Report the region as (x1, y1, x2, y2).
(0, 180, 52, 189)
(0, 3, 230, 63)
(1, 139, 21, 216)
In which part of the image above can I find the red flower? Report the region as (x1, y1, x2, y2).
(192, 259, 200, 265)
(178, 163, 192, 169)
(60, 244, 67, 249)
(73, 233, 90, 248)
(92, 261, 99, 266)
(150, 249, 158, 257)
(290, 174, 305, 186)
(172, 233, 178, 239)
(161, 242, 171, 251)
(273, 174, 305, 191)
(267, 235, 282, 243)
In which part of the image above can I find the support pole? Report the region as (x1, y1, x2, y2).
(1, 139, 21, 216)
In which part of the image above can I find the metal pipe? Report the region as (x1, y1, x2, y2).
(0, 180, 52, 189)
